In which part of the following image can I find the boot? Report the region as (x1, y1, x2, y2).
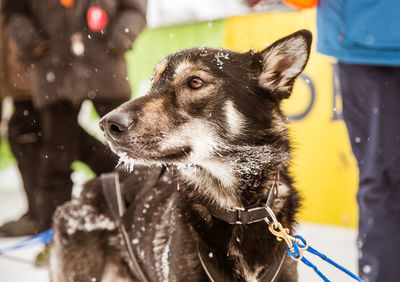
(0, 212, 38, 237)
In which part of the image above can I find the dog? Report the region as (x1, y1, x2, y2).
(49, 29, 312, 282)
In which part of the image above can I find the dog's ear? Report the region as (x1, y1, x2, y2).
(257, 30, 312, 99)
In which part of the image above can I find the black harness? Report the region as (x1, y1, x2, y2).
(100, 170, 285, 282)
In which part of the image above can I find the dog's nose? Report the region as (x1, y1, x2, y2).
(99, 112, 130, 136)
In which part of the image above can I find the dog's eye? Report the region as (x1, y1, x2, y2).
(188, 77, 204, 89)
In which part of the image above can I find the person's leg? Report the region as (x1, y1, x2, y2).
(338, 63, 400, 282)
(35, 101, 79, 231)
(0, 100, 41, 236)
(8, 100, 41, 216)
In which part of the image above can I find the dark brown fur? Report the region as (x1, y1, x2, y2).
(50, 30, 312, 282)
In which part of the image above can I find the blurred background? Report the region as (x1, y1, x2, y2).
(0, 0, 358, 281)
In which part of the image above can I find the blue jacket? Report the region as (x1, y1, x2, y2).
(317, 0, 400, 66)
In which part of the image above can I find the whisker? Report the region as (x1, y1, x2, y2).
(181, 148, 190, 157)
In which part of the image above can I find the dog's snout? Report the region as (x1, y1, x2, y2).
(100, 112, 131, 136)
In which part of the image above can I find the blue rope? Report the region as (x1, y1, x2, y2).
(0, 229, 53, 255)
(301, 256, 330, 282)
(287, 235, 364, 282)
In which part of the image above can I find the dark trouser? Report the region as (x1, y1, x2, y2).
(8, 100, 42, 221)
(35, 100, 122, 230)
(338, 62, 400, 282)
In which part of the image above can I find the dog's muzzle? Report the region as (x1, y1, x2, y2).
(100, 111, 131, 140)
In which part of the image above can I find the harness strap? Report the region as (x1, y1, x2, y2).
(197, 240, 228, 282)
(197, 240, 286, 282)
(258, 253, 286, 282)
(101, 172, 149, 282)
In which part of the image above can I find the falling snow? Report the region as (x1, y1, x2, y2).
(46, 71, 55, 82)
(362, 264, 371, 274)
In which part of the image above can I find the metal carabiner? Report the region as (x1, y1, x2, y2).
(268, 222, 309, 261)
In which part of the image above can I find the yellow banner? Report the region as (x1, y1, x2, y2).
(225, 9, 358, 227)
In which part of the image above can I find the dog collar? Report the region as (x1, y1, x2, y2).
(207, 171, 280, 225)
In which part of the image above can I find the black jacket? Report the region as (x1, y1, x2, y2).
(3, 0, 146, 108)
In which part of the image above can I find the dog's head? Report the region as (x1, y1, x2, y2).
(100, 30, 312, 181)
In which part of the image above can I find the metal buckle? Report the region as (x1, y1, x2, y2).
(234, 207, 245, 224)
(228, 204, 278, 225)
(246, 206, 269, 224)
